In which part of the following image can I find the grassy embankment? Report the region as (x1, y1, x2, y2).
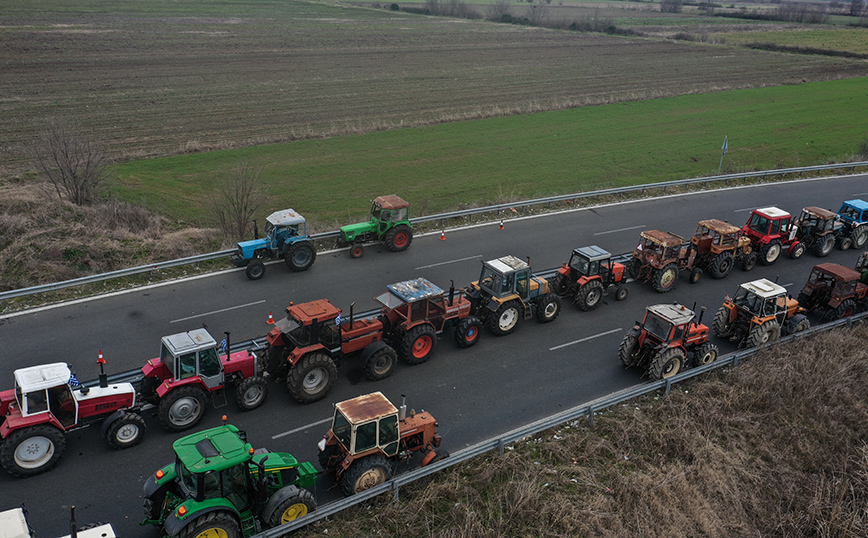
(294, 324, 868, 537)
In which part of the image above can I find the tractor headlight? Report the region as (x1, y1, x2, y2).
(317, 438, 326, 452)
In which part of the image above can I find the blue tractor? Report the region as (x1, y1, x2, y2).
(231, 209, 316, 280)
(836, 199, 868, 250)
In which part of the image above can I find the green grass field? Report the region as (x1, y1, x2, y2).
(716, 28, 868, 55)
(112, 76, 868, 227)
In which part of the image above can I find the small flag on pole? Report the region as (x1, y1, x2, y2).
(69, 372, 81, 388)
(220, 338, 228, 352)
(721, 136, 728, 156)
(335, 313, 341, 326)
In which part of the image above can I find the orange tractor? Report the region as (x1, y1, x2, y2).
(689, 219, 756, 277)
(796, 263, 868, 321)
(552, 245, 629, 310)
(713, 278, 810, 348)
(629, 230, 701, 293)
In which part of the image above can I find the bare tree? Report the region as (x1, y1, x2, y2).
(525, 0, 550, 25)
(211, 162, 269, 242)
(35, 119, 110, 205)
(852, 0, 865, 16)
(487, 0, 513, 20)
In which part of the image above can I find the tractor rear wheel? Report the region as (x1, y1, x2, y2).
(652, 263, 679, 293)
(265, 488, 317, 527)
(158, 385, 207, 432)
(830, 298, 857, 320)
(837, 235, 853, 250)
(400, 324, 438, 365)
(813, 234, 834, 257)
(712, 306, 734, 338)
(288, 353, 337, 404)
(234, 376, 268, 411)
(362, 345, 397, 381)
(693, 343, 719, 367)
(709, 252, 734, 279)
(286, 242, 316, 272)
(385, 225, 413, 252)
(649, 347, 685, 380)
(0, 425, 66, 477)
(746, 321, 781, 348)
(455, 316, 483, 348)
(245, 260, 265, 280)
(105, 412, 146, 450)
(576, 281, 603, 311)
(488, 301, 521, 336)
(618, 329, 642, 368)
(628, 258, 643, 280)
(851, 227, 868, 249)
(178, 511, 240, 538)
(535, 294, 561, 322)
(758, 240, 782, 265)
(341, 454, 393, 496)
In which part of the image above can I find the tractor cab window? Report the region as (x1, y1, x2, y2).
(177, 352, 198, 380)
(761, 297, 778, 317)
(286, 320, 313, 347)
(569, 253, 589, 275)
(478, 267, 502, 295)
(319, 321, 341, 350)
(265, 221, 275, 239)
(287, 224, 299, 237)
(220, 464, 250, 509)
(836, 280, 855, 296)
(161, 343, 176, 377)
(749, 213, 771, 235)
(48, 385, 76, 426)
(734, 288, 762, 316)
(671, 325, 685, 342)
(839, 205, 860, 220)
(514, 271, 528, 297)
(393, 207, 408, 221)
(24, 389, 48, 415)
(587, 261, 600, 276)
(770, 220, 781, 235)
(354, 420, 378, 453)
(779, 218, 789, 234)
(410, 300, 427, 321)
(371, 202, 383, 221)
(643, 314, 672, 342)
(379, 415, 399, 456)
(333, 411, 352, 450)
(198, 348, 221, 378)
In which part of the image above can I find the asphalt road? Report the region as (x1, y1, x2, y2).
(1, 174, 867, 536)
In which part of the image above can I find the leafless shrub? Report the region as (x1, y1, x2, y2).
(34, 119, 112, 205)
(525, 0, 551, 25)
(210, 162, 269, 242)
(486, 0, 513, 20)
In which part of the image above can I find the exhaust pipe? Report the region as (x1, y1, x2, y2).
(349, 302, 355, 329)
(253, 220, 259, 240)
(224, 331, 231, 359)
(399, 394, 407, 421)
(448, 280, 455, 306)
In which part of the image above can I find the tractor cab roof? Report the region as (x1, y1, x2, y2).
(288, 299, 341, 324)
(335, 391, 398, 425)
(484, 255, 528, 274)
(373, 195, 409, 210)
(162, 328, 217, 356)
(646, 303, 695, 326)
(812, 263, 861, 282)
(800, 206, 837, 220)
(14, 362, 72, 393)
(173, 424, 252, 473)
(639, 230, 684, 247)
(753, 207, 790, 219)
(697, 219, 740, 236)
(265, 209, 306, 227)
(841, 199, 868, 211)
(378, 278, 443, 308)
(574, 245, 612, 262)
(740, 278, 787, 299)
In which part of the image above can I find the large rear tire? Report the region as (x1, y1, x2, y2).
(745, 321, 781, 348)
(712, 306, 734, 338)
(758, 240, 782, 265)
(488, 301, 521, 336)
(648, 347, 685, 380)
(0, 425, 66, 477)
(158, 385, 207, 432)
(341, 455, 393, 496)
(708, 252, 734, 279)
(288, 353, 337, 404)
(385, 225, 413, 252)
(813, 234, 834, 257)
(851, 227, 868, 248)
(234, 376, 268, 411)
(105, 412, 146, 450)
(829, 298, 857, 320)
(552, 273, 570, 295)
(575, 281, 603, 311)
(178, 511, 240, 538)
(286, 242, 316, 272)
(652, 263, 678, 293)
(400, 324, 437, 365)
(618, 329, 642, 368)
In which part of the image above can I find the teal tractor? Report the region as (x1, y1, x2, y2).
(338, 195, 413, 258)
(232, 209, 316, 280)
(836, 199, 868, 250)
(141, 423, 318, 538)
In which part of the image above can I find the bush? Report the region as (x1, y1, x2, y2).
(390, 3, 400, 10)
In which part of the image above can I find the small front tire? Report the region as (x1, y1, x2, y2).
(105, 412, 146, 450)
(245, 260, 266, 280)
(455, 316, 483, 348)
(234, 376, 268, 411)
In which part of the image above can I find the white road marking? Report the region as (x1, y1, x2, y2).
(853, 192, 868, 196)
(733, 207, 758, 212)
(170, 300, 266, 324)
(415, 255, 482, 270)
(272, 417, 332, 439)
(593, 224, 645, 236)
(549, 328, 623, 351)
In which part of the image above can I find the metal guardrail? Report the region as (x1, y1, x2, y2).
(252, 311, 868, 536)
(2, 161, 866, 302)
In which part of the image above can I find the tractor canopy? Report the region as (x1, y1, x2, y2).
(173, 424, 253, 474)
(642, 304, 695, 341)
(639, 230, 684, 248)
(569, 245, 611, 273)
(476, 255, 530, 297)
(732, 278, 787, 316)
(838, 199, 868, 224)
(331, 392, 400, 456)
(744, 207, 791, 236)
(160, 329, 222, 380)
(377, 278, 443, 309)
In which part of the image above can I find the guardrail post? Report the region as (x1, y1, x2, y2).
(392, 481, 399, 501)
(498, 439, 505, 455)
(733, 352, 740, 367)
(587, 406, 594, 428)
(664, 379, 672, 396)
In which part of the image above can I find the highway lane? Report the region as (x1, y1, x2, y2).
(1, 174, 867, 535)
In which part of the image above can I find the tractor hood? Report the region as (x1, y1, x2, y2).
(237, 237, 268, 254)
(340, 220, 375, 240)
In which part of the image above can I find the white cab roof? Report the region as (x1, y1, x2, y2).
(740, 278, 787, 298)
(162, 328, 217, 356)
(14, 362, 72, 392)
(266, 209, 305, 226)
(646, 303, 695, 326)
(485, 255, 528, 274)
(755, 207, 790, 219)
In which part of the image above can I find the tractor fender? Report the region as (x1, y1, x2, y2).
(260, 485, 303, 522)
(163, 500, 239, 537)
(99, 409, 129, 438)
(156, 377, 206, 399)
(788, 241, 802, 254)
(576, 275, 601, 287)
(485, 297, 503, 313)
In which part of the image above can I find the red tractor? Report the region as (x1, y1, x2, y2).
(317, 392, 446, 496)
(140, 328, 268, 432)
(741, 206, 842, 265)
(797, 263, 868, 321)
(265, 278, 481, 403)
(553, 245, 629, 310)
(0, 360, 145, 477)
(618, 303, 719, 380)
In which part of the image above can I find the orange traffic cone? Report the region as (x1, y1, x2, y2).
(499, 219, 504, 230)
(97, 350, 105, 364)
(440, 230, 446, 240)
(266, 312, 275, 324)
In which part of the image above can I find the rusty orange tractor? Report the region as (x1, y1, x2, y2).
(713, 278, 810, 348)
(629, 230, 701, 293)
(553, 245, 629, 311)
(689, 219, 756, 277)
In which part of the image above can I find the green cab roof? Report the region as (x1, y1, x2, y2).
(173, 424, 252, 474)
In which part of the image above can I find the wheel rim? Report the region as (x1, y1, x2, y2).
(115, 423, 140, 443)
(700, 350, 716, 365)
(660, 268, 677, 288)
(169, 396, 202, 427)
(355, 467, 387, 492)
(498, 308, 518, 330)
(280, 502, 309, 522)
(759, 327, 771, 343)
(243, 384, 265, 406)
(543, 300, 559, 318)
(393, 231, 409, 248)
(303, 367, 327, 393)
(464, 326, 478, 343)
(249, 264, 263, 277)
(352, 246, 363, 257)
(194, 528, 229, 538)
(719, 258, 732, 274)
(586, 289, 601, 306)
(371, 354, 393, 376)
(662, 357, 681, 378)
(412, 335, 433, 358)
(766, 244, 781, 262)
(293, 248, 312, 265)
(14, 436, 55, 469)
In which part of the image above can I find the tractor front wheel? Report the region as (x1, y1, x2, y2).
(286, 242, 316, 272)
(105, 412, 146, 450)
(265, 488, 317, 527)
(614, 284, 629, 301)
(813, 234, 834, 257)
(535, 294, 561, 322)
(618, 329, 642, 368)
(576, 281, 603, 311)
(350, 244, 364, 258)
(0, 425, 66, 477)
(455, 316, 483, 348)
(552, 273, 570, 295)
(385, 224, 413, 252)
(158, 386, 207, 432)
(789, 242, 806, 260)
(362, 345, 397, 381)
(489, 301, 521, 336)
(741, 252, 757, 271)
(288, 353, 337, 403)
(649, 347, 685, 380)
(837, 235, 853, 250)
(786, 314, 811, 335)
(178, 511, 240, 538)
(341, 455, 393, 496)
(759, 240, 782, 265)
(400, 324, 437, 365)
(234, 376, 268, 411)
(709, 252, 734, 279)
(712, 306, 734, 338)
(652, 263, 679, 293)
(745, 321, 781, 348)
(245, 260, 265, 280)
(693, 343, 719, 367)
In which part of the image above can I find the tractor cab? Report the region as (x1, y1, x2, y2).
(173, 424, 255, 507)
(690, 219, 747, 254)
(633, 230, 685, 265)
(794, 206, 841, 237)
(371, 195, 410, 236)
(262, 209, 306, 250)
(566, 245, 622, 284)
(271, 300, 343, 352)
(475, 255, 538, 301)
(800, 263, 865, 307)
(639, 304, 703, 345)
(160, 329, 225, 389)
(838, 199, 868, 224)
(731, 279, 791, 320)
(330, 391, 401, 458)
(743, 207, 792, 241)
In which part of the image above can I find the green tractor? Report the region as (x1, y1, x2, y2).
(338, 195, 413, 258)
(141, 423, 318, 538)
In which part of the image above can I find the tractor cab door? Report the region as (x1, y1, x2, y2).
(48, 385, 78, 428)
(377, 209, 393, 236)
(219, 464, 252, 511)
(198, 347, 224, 390)
(514, 269, 530, 301)
(379, 414, 400, 457)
